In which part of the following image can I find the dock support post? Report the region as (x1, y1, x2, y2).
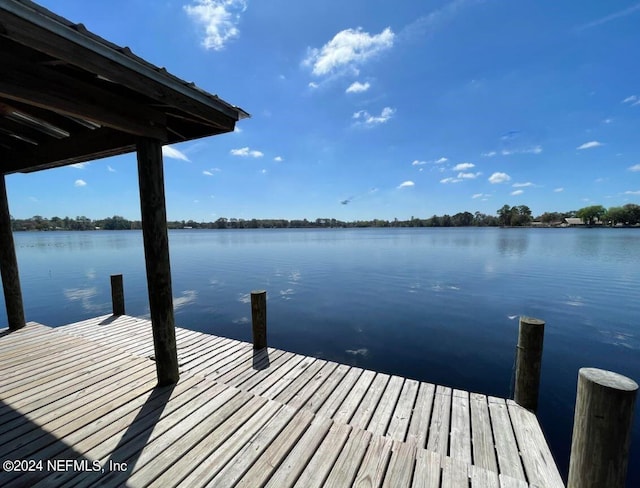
(251, 290, 267, 349)
(0, 174, 25, 330)
(137, 138, 179, 386)
(110, 274, 125, 316)
(514, 316, 545, 412)
(567, 368, 637, 488)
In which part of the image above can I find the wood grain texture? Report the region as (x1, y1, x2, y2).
(0, 318, 566, 487)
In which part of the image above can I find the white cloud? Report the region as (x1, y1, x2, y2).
(397, 180, 415, 189)
(458, 172, 481, 179)
(346, 81, 371, 93)
(482, 151, 497, 157)
(440, 177, 461, 184)
(230, 146, 264, 158)
(202, 168, 221, 176)
(628, 164, 640, 172)
(622, 95, 638, 104)
(624, 190, 640, 195)
(488, 172, 511, 184)
(577, 141, 603, 150)
(554, 187, 564, 192)
(71, 162, 89, 169)
(414, 157, 447, 166)
(234, 126, 242, 133)
(107, 165, 116, 173)
(174, 290, 198, 310)
(308, 81, 319, 89)
(203, 170, 214, 176)
(74, 179, 87, 187)
(472, 193, 491, 199)
(453, 162, 475, 171)
(303, 27, 394, 76)
(512, 182, 534, 188)
(163, 145, 190, 161)
(274, 156, 283, 162)
(501, 145, 543, 156)
(184, 0, 247, 50)
(510, 190, 524, 196)
(353, 107, 395, 126)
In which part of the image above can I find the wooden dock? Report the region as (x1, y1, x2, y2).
(0, 315, 565, 487)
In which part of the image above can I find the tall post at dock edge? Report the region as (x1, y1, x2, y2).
(110, 274, 125, 316)
(567, 368, 637, 488)
(514, 316, 545, 412)
(0, 174, 25, 330)
(251, 290, 267, 349)
(137, 137, 179, 386)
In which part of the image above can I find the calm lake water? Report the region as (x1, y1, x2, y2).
(4, 227, 640, 484)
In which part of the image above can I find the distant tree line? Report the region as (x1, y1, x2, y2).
(9, 203, 640, 231)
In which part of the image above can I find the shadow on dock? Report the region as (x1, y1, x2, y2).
(252, 348, 270, 370)
(0, 400, 96, 487)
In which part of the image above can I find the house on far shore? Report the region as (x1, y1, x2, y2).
(562, 217, 604, 227)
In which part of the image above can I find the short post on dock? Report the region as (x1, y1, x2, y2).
(251, 290, 267, 349)
(514, 316, 545, 412)
(567, 368, 638, 488)
(110, 274, 125, 316)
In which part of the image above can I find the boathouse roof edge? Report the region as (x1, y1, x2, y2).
(0, 0, 249, 173)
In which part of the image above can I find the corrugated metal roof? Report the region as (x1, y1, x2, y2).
(0, 0, 250, 172)
(2, 0, 249, 121)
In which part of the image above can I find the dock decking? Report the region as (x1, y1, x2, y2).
(0, 315, 564, 487)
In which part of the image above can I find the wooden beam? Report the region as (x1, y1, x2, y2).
(0, 7, 241, 128)
(0, 97, 92, 134)
(0, 173, 25, 330)
(1, 127, 136, 174)
(136, 137, 179, 386)
(0, 117, 57, 144)
(0, 50, 167, 140)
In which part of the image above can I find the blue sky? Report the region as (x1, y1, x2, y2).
(7, 0, 640, 221)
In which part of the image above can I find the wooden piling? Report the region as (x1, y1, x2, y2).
(514, 316, 545, 412)
(137, 137, 179, 386)
(567, 368, 638, 488)
(0, 174, 25, 330)
(110, 274, 125, 315)
(251, 290, 267, 349)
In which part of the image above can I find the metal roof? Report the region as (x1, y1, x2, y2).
(0, 0, 249, 173)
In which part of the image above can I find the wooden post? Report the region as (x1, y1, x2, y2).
(110, 274, 125, 316)
(567, 368, 638, 488)
(514, 316, 545, 412)
(251, 290, 267, 349)
(0, 174, 25, 330)
(137, 138, 179, 386)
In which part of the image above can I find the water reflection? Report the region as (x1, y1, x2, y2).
(497, 232, 530, 256)
(573, 230, 603, 258)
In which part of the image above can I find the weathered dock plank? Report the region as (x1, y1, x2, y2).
(426, 385, 452, 456)
(507, 399, 564, 488)
(292, 422, 352, 488)
(488, 396, 526, 481)
(412, 449, 442, 488)
(450, 389, 472, 465)
(387, 378, 419, 442)
(352, 433, 393, 487)
(0, 317, 565, 488)
(470, 392, 499, 474)
(368, 374, 404, 437)
(382, 440, 416, 488)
